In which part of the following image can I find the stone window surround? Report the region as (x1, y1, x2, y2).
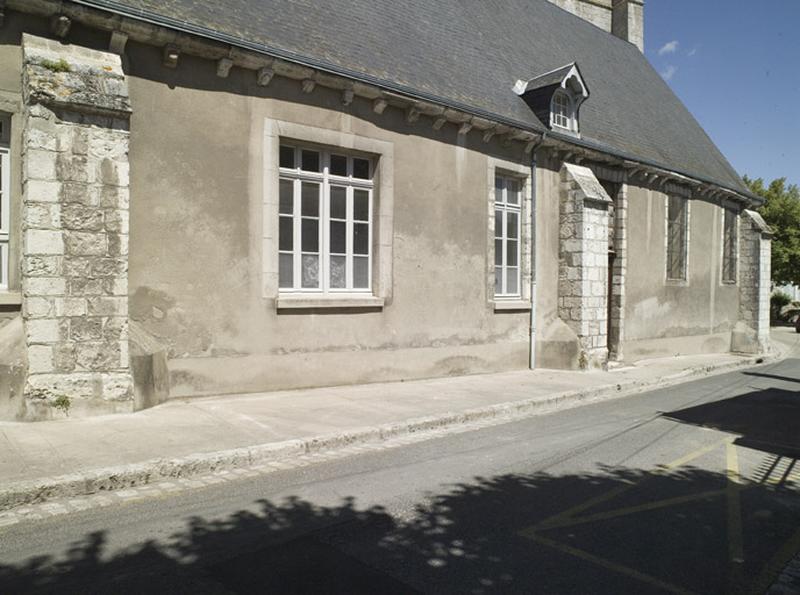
(487, 157, 532, 312)
(720, 205, 739, 286)
(664, 193, 691, 286)
(263, 119, 394, 310)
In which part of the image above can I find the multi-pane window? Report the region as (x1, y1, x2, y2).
(551, 92, 572, 130)
(722, 208, 738, 283)
(0, 116, 10, 290)
(494, 175, 522, 297)
(666, 195, 688, 281)
(278, 145, 373, 293)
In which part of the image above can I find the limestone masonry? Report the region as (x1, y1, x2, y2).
(20, 35, 133, 418)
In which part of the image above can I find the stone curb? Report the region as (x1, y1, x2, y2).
(0, 349, 784, 512)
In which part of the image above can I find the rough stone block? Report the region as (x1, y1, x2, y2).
(67, 277, 104, 296)
(88, 296, 127, 316)
(27, 344, 54, 373)
(76, 342, 121, 371)
(25, 203, 61, 230)
(25, 296, 53, 318)
(69, 317, 104, 342)
(25, 229, 64, 254)
(60, 182, 98, 206)
(53, 343, 77, 372)
(26, 126, 58, 151)
(26, 318, 61, 344)
(54, 297, 87, 317)
(103, 208, 129, 234)
(24, 276, 66, 296)
(64, 231, 108, 256)
(62, 204, 104, 231)
(24, 179, 61, 203)
(56, 153, 92, 183)
(24, 149, 57, 180)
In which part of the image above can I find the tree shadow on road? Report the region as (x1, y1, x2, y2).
(2, 463, 799, 594)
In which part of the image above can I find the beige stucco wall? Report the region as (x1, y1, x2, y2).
(123, 44, 534, 396)
(622, 186, 740, 360)
(0, 14, 751, 402)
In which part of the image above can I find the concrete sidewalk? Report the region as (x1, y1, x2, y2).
(0, 331, 794, 510)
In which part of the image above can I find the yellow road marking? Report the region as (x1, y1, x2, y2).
(726, 442, 745, 594)
(527, 437, 732, 532)
(527, 532, 700, 595)
(660, 437, 732, 470)
(530, 488, 731, 531)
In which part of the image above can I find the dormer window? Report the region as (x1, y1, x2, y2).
(514, 62, 589, 138)
(551, 91, 574, 131)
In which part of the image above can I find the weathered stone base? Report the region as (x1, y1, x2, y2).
(730, 322, 770, 355)
(22, 372, 133, 421)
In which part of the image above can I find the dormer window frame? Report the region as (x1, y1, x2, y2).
(514, 62, 589, 139)
(550, 89, 576, 133)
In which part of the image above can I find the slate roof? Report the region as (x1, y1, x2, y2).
(73, 0, 750, 195)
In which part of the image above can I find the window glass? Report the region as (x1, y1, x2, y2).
(330, 154, 347, 176)
(494, 175, 523, 297)
(353, 158, 370, 179)
(666, 196, 688, 281)
(279, 254, 293, 288)
(722, 209, 737, 283)
(279, 217, 293, 251)
(353, 257, 369, 288)
(354, 190, 369, 221)
(301, 149, 320, 172)
(279, 179, 293, 214)
(279, 146, 373, 293)
(330, 186, 346, 219)
(279, 145, 295, 169)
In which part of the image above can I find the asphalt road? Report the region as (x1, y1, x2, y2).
(2, 351, 800, 594)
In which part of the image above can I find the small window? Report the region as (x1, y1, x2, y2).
(551, 91, 573, 131)
(0, 115, 10, 290)
(666, 195, 688, 281)
(278, 145, 373, 293)
(494, 175, 522, 297)
(722, 208, 737, 284)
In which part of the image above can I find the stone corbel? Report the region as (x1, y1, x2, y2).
(163, 44, 180, 68)
(257, 66, 274, 86)
(109, 30, 128, 54)
(341, 85, 354, 106)
(50, 14, 71, 38)
(216, 57, 233, 78)
(372, 98, 388, 114)
(301, 79, 315, 94)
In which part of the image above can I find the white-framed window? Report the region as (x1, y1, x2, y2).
(0, 115, 10, 290)
(494, 174, 522, 298)
(722, 207, 738, 284)
(551, 91, 574, 132)
(666, 195, 689, 282)
(278, 144, 373, 293)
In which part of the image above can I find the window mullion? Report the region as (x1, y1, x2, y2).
(292, 176, 301, 291)
(346, 185, 354, 290)
(367, 188, 373, 291)
(321, 151, 330, 293)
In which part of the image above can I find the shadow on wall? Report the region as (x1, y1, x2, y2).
(2, 464, 799, 594)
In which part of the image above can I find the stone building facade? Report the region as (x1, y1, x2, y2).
(0, 0, 772, 420)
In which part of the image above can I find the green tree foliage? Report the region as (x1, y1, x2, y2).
(744, 176, 800, 286)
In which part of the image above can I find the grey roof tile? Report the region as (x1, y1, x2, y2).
(76, 0, 748, 194)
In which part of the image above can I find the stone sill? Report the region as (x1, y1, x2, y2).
(276, 295, 384, 310)
(492, 300, 532, 312)
(0, 291, 22, 306)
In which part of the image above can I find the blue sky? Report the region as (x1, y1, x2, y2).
(644, 0, 799, 187)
